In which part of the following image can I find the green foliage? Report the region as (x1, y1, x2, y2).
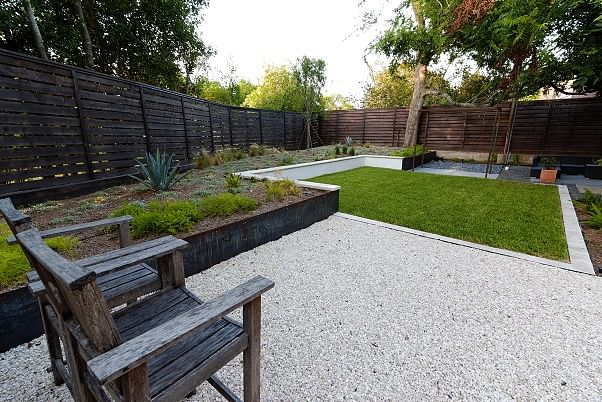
(264, 179, 301, 201)
(0, 0, 212, 92)
(583, 189, 602, 214)
(243, 66, 305, 112)
(112, 200, 204, 238)
(198, 193, 258, 217)
(348, 147, 356, 156)
(390, 144, 429, 157)
(195, 148, 213, 169)
(321, 94, 354, 110)
(293, 56, 327, 116)
(193, 77, 256, 106)
(540, 157, 558, 170)
(278, 153, 296, 166)
(224, 173, 241, 191)
(335, 145, 341, 155)
(0, 222, 79, 289)
(309, 167, 568, 261)
(585, 204, 602, 230)
(342, 145, 348, 154)
(596, 158, 602, 167)
(247, 144, 267, 157)
(131, 150, 188, 192)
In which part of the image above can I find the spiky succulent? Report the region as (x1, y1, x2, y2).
(130, 150, 189, 192)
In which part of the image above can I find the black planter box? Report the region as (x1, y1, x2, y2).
(585, 164, 602, 180)
(0, 189, 339, 352)
(401, 151, 437, 170)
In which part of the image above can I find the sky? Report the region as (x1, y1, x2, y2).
(200, 0, 396, 103)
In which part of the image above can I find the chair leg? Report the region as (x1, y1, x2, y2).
(243, 297, 261, 402)
(38, 297, 63, 385)
(63, 330, 95, 401)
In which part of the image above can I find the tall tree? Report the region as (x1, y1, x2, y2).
(22, 0, 47, 59)
(243, 66, 304, 112)
(293, 56, 326, 149)
(321, 94, 354, 110)
(73, 0, 93, 68)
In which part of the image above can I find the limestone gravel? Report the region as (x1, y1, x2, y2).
(2, 215, 602, 401)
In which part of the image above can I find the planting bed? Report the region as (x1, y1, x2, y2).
(574, 202, 602, 274)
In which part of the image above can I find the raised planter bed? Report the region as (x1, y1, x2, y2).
(0, 188, 338, 352)
(585, 164, 602, 180)
(400, 151, 437, 170)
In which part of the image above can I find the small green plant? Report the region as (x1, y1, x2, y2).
(335, 145, 341, 155)
(363, 142, 371, 148)
(0, 222, 79, 289)
(595, 158, 602, 166)
(278, 153, 296, 166)
(50, 215, 78, 225)
(28, 200, 61, 212)
(199, 193, 258, 217)
(342, 145, 348, 154)
(224, 173, 242, 191)
(390, 144, 429, 157)
(344, 136, 353, 147)
(540, 157, 558, 170)
(585, 204, 602, 230)
(130, 150, 189, 192)
(248, 144, 267, 157)
(112, 200, 204, 238)
(583, 189, 602, 213)
(349, 147, 356, 156)
(264, 179, 301, 201)
(195, 148, 214, 169)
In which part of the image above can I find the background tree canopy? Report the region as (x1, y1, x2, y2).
(0, 0, 212, 92)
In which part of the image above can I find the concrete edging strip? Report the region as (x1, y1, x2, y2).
(334, 210, 594, 275)
(557, 185, 595, 274)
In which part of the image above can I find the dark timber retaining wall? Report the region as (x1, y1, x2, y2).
(0, 189, 339, 352)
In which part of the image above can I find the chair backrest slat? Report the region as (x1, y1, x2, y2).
(16, 228, 121, 352)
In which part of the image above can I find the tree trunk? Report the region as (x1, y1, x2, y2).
(403, 0, 427, 148)
(74, 0, 94, 69)
(23, 0, 47, 60)
(404, 63, 427, 147)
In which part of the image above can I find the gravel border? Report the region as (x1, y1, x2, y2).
(2, 216, 602, 401)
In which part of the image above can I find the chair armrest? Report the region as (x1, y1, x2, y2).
(87, 275, 274, 384)
(6, 216, 134, 245)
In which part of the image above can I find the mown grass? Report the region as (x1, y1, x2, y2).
(310, 167, 568, 261)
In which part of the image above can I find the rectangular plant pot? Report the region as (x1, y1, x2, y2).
(585, 164, 602, 180)
(401, 151, 437, 170)
(0, 189, 339, 352)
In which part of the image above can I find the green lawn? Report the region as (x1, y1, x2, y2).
(310, 167, 568, 261)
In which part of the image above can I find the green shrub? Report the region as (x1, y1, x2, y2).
(335, 145, 341, 155)
(264, 179, 301, 201)
(130, 150, 189, 192)
(0, 223, 79, 289)
(199, 193, 258, 217)
(583, 189, 602, 213)
(342, 145, 348, 154)
(215, 148, 246, 164)
(278, 153, 296, 166)
(248, 144, 267, 157)
(585, 204, 602, 230)
(224, 173, 242, 191)
(390, 144, 429, 157)
(195, 148, 214, 169)
(349, 147, 356, 156)
(112, 200, 204, 238)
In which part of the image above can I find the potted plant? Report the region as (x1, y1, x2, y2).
(540, 157, 558, 183)
(585, 158, 602, 180)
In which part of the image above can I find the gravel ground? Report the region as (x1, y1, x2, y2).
(2, 215, 602, 401)
(497, 165, 532, 182)
(423, 160, 503, 174)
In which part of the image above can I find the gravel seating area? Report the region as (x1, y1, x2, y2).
(2, 215, 602, 400)
(423, 160, 503, 174)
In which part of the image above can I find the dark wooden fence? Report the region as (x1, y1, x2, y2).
(0, 49, 306, 203)
(318, 98, 602, 156)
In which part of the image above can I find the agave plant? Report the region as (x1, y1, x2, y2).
(344, 136, 353, 147)
(130, 150, 189, 192)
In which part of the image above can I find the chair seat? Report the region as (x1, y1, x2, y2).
(112, 287, 247, 399)
(28, 263, 162, 308)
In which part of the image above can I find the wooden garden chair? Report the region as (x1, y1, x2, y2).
(15, 228, 274, 401)
(0, 198, 169, 385)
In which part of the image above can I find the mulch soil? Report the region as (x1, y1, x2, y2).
(574, 202, 602, 275)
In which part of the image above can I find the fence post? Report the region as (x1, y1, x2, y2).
(540, 101, 554, 154)
(282, 111, 286, 149)
(180, 96, 191, 160)
(461, 112, 468, 149)
(335, 110, 340, 144)
(391, 108, 397, 147)
(228, 106, 234, 147)
(258, 110, 263, 145)
(207, 102, 215, 153)
(139, 86, 151, 154)
(71, 71, 95, 180)
(362, 109, 367, 144)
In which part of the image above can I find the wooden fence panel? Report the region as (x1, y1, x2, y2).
(0, 49, 306, 202)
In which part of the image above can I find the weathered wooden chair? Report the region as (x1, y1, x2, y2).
(0, 198, 170, 386)
(16, 228, 274, 401)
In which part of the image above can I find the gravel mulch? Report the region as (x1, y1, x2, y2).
(2, 215, 602, 400)
(497, 165, 532, 182)
(422, 160, 503, 174)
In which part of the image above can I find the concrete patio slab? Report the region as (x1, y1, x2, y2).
(2, 216, 601, 401)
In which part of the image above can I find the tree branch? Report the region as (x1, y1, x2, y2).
(422, 89, 483, 107)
